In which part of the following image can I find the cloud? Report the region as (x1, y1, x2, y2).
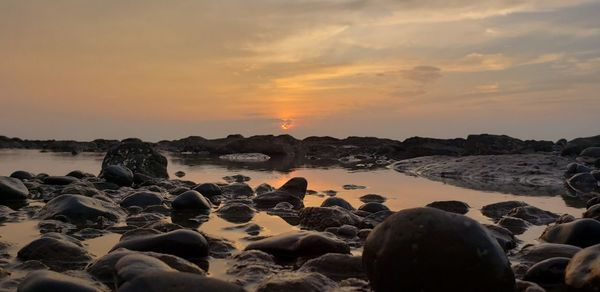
(400, 66, 443, 83)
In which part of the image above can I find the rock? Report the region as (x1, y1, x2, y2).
(320, 197, 355, 210)
(217, 203, 255, 223)
(337, 225, 359, 238)
(562, 135, 600, 156)
(359, 194, 386, 203)
(10, 170, 34, 180)
(87, 249, 205, 285)
(118, 271, 245, 292)
(171, 190, 211, 213)
(481, 201, 529, 219)
(426, 200, 470, 214)
(226, 250, 281, 286)
(587, 196, 600, 209)
(110, 230, 209, 262)
(584, 204, 600, 220)
(464, 134, 553, 155)
(256, 271, 338, 292)
(516, 243, 582, 264)
(0, 176, 29, 202)
(18, 270, 101, 292)
(66, 170, 93, 179)
(363, 207, 515, 292)
(102, 139, 168, 178)
(361, 210, 394, 228)
(223, 174, 251, 183)
(507, 206, 560, 225)
(245, 231, 350, 259)
(540, 219, 600, 248)
(255, 183, 275, 195)
(498, 216, 531, 235)
(556, 214, 576, 224)
(219, 153, 271, 162)
(253, 177, 307, 209)
(17, 234, 92, 271)
(100, 165, 134, 187)
(567, 173, 598, 193)
(174, 171, 186, 178)
(343, 184, 366, 190)
(278, 177, 308, 199)
(36, 194, 126, 226)
(42, 176, 79, 185)
(592, 170, 600, 181)
(299, 253, 365, 281)
(298, 207, 360, 231)
(485, 224, 518, 251)
(357, 202, 389, 213)
(580, 147, 600, 158)
(523, 257, 569, 290)
(192, 183, 222, 198)
(564, 244, 600, 291)
(516, 280, 547, 292)
(121, 191, 163, 208)
(115, 253, 175, 283)
(565, 163, 593, 178)
(221, 183, 254, 198)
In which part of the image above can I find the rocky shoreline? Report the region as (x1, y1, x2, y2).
(1, 136, 600, 291)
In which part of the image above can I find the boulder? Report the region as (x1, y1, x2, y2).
(192, 183, 222, 198)
(481, 201, 529, 219)
(256, 271, 337, 292)
(18, 270, 101, 292)
(100, 165, 134, 187)
(565, 163, 593, 178)
(298, 207, 360, 231)
(110, 230, 209, 262)
(567, 173, 598, 193)
(121, 191, 163, 208)
(118, 271, 245, 292)
(516, 243, 582, 264)
(580, 147, 600, 158)
(171, 190, 211, 213)
(426, 200, 470, 214)
(36, 194, 126, 226)
(564, 244, 600, 291)
(507, 206, 559, 225)
(102, 139, 168, 178)
(357, 202, 390, 213)
(221, 183, 254, 198)
(253, 177, 307, 209)
(217, 202, 255, 223)
(298, 253, 365, 281)
(17, 234, 93, 271)
(562, 135, 600, 156)
(0, 176, 29, 201)
(498, 216, 531, 235)
(320, 197, 355, 210)
(10, 170, 34, 180)
(540, 219, 600, 248)
(359, 194, 386, 203)
(523, 257, 569, 290)
(245, 231, 350, 259)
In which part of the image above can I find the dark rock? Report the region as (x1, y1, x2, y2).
(298, 253, 365, 281)
(540, 219, 600, 248)
(36, 194, 126, 226)
(565, 163, 592, 178)
(498, 216, 531, 235)
(343, 184, 366, 190)
(516, 280, 547, 292)
(564, 243, 600, 291)
(567, 173, 598, 193)
(426, 200, 470, 214)
(256, 271, 337, 292)
(278, 177, 308, 199)
(221, 183, 254, 198)
(245, 231, 350, 259)
(485, 224, 518, 251)
(121, 191, 163, 208)
(516, 244, 582, 264)
(562, 135, 600, 156)
(320, 197, 354, 210)
(363, 207, 515, 292)
(298, 207, 360, 231)
(174, 171, 186, 178)
(110, 229, 209, 262)
(580, 146, 600, 158)
(523, 257, 569, 290)
(223, 174, 251, 183)
(192, 183, 222, 198)
(586, 196, 600, 209)
(507, 206, 559, 225)
(10, 170, 34, 180)
(66, 170, 93, 179)
(17, 234, 92, 271)
(253, 177, 307, 209)
(42, 176, 79, 185)
(255, 183, 275, 195)
(100, 165, 134, 187)
(357, 202, 390, 213)
(464, 134, 553, 155)
(584, 204, 600, 220)
(115, 253, 175, 283)
(217, 203, 255, 223)
(359, 194, 386, 203)
(0, 176, 29, 201)
(172, 190, 211, 213)
(118, 271, 245, 292)
(102, 139, 168, 178)
(482, 201, 529, 219)
(226, 250, 281, 286)
(360, 210, 394, 228)
(18, 270, 101, 292)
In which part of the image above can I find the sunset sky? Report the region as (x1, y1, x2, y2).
(1, 0, 599, 141)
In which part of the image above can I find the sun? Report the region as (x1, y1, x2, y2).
(280, 119, 293, 130)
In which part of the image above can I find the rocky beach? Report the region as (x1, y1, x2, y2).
(1, 134, 600, 292)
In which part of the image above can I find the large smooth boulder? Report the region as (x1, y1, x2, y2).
(298, 206, 360, 231)
(110, 230, 209, 262)
(17, 234, 93, 271)
(523, 257, 569, 290)
(217, 202, 255, 223)
(567, 173, 599, 193)
(253, 177, 307, 209)
(363, 207, 515, 292)
(36, 194, 126, 226)
(121, 191, 163, 208)
(562, 135, 600, 156)
(100, 165, 134, 187)
(221, 183, 254, 198)
(117, 271, 245, 292)
(192, 183, 222, 198)
(171, 190, 211, 212)
(320, 197, 354, 210)
(540, 219, 600, 248)
(516, 243, 582, 264)
(10, 170, 34, 180)
(245, 231, 350, 259)
(102, 139, 168, 178)
(580, 147, 600, 158)
(564, 243, 600, 291)
(426, 200, 470, 214)
(42, 176, 79, 186)
(0, 176, 29, 201)
(256, 271, 337, 292)
(18, 270, 101, 292)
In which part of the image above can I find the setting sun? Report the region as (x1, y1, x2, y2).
(280, 119, 293, 130)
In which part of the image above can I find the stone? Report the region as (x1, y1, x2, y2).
(587, 196, 600, 209)
(516, 280, 547, 292)
(584, 204, 600, 220)
(255, 183, 275, 195)
(498, 216, 531, 235)
(299, 253, 365, 281)
(171, 190, 211, 212)
(357, 202, 390, 213)
(10, 170, 34, 180)
(217, 202, 255, 223)
(507, 206, 559, 225)
(174, 171, 186, 178)
(298, 207, 360, 231)
(110, 229, 209, 262)
(192, 183, 222, 198)
(540, 219, 600, 248)
(36, 194, 126, 226)
(580, 147, 600, 158)
(253, 178, 308, 209)
(221, 183, 254, 198)
(115, 253, 175, 283)
(223, 174, 251, 183)
(485, 224, 518, 251)
(118, 271, 245, 292)
(0, 176, 29, 201)
(564, 244, 600, 291)
(360, 210, 394, 228)
(42, 176, 79, 185)
(481, 201, 529, 219)
(17, 234, 93, 271)
(245, 231, 350, 259)
(66, 170, 93, 179)
(359, 194, 386, 203)
(567, 173, 598, 193)
(18, 270, 101, 292)
(226, 250, 281, 286)
(101, 165, 134, 187)
(321, 197, 355, 210)
(102, 139, 168, 178)
(363, 207, 515, 292)
(277, 177, 308, 199)
(565, 163, 592, 178)
(121, 191, 163, 208)
(523, 257, 569, 290)
(426, 200, 470, 214)
(516, 243, 582, 264)
(256, 271, 338, 292)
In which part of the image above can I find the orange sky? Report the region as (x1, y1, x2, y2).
(0, 1, 599, 141)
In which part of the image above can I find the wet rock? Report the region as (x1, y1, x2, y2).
(256, 271, 337, 292)
(485, 224, 518, 251)
(523, 257, 569, 290)
(0, 176, 29, 201)
(299, 253, 365, 281)
(245, 231, 350, 259)
(174, 171, 186, 178)
(343, 184, 366, 190)
(0, 205, 16, 221)
(220, 153, 270, 162)
(277, 177, 308, 199)
(587, 196, 600, 209)
(481, 201, 529, 219)
(255, 183, 275, 195)
(17, 234, 93, 271)
(426, 200, 470, 214)
(10, 170, 34, 180)
(66, 170, 93, 179)
(227, 250, 281, 286)
(363, 207, 515, 292)
(357, 202, 389, 213)
(192, 183, 222, 198)
(565, 163, 592, 178)
(115, 253, 175, 283)
(223, 174, 251, 183)
(18, 270, 101, 292)
(359, 194, 386, 203)
(217, 202, 255, 223)
(584, 204, 600, 220)
(121, 191, 163, 208)
(498, 216, 531, 235)
(540, 219, 600, 248)
(61, 185, 103, 197)
(360, 210, 394, 228)
(253, 177, 307, 209)
(320, 197, 355, 210)
(516, 280, 547, 292)
(567, 173, 598, 193)
(87, 249, 205, 285)
(42, 176, 79, 185)
(516, 243, 582, 264)
(580, 146, 600, 158)
(171, 190, 211, 213)
(110, 229, 209, 262)
(102, 139, 168, 178)
(556, 214, 576, 224)
(299, 207, 360, 231)
(36, 194, 126, 226)
(126, 212, 165, 227)
(564, 243, 600, 291)
(100, 165, 134, 187)
(118, 271, 245, 292)
(221, 183, 254, 198)
(507, 206, 560, 225)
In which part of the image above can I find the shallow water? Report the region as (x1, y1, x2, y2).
(0, 149, 585, 284)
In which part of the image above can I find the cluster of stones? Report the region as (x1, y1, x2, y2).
(564, 146, 600, 201)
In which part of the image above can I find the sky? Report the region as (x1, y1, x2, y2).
(0, 0, 599, 142)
